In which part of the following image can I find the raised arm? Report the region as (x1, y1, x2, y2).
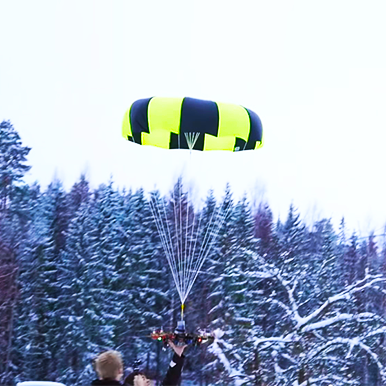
(161, 341, 187, 386)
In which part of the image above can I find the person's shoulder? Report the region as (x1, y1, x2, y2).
(91, 379, 122, 386)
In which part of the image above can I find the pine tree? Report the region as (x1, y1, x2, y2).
(208, 184, 234, 332)
(0, 237, 16, 382)
(120, 187, 170, 373)
(280, 204, 306, 264)
(254, 201, 274, 257)
(5, 183, 41, 383)
(205, 185, 243, 385)
(0, 120, 31, 383)
(11, 179, 71, 380)
(56, 200, 95, 386)
(56, 174, 93, 384)
(68, 174, 91, 214)
(86, 182, 123, 350)
(344, 233, 359, 286)
(16, 186, 52, 380)
(0, 120, 31, 211)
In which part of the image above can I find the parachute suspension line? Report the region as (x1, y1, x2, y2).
(185, 202, 222, 296)
(184, 132, 200, 150)
(150, 182, 231, 309)
(183, 148, 195, 303)
(156, 194, 186, 304)
(149, 196, 182, 301)
(170, 185, 181, 300)
(183, 202, 203, 304)
(171, 187, 183, 303)
(188, 205, 203, 298)
(180, 180, 186, 300)
(190, 215, 205, 302)
(198, 202, 228, 264)
(170, 178, 202, 305)
(189, 197, 232, 294)
(184, 188, 190, 303)
(149, 197, 173, 270)
(149, 196, 183, 302)
(183, 179, 206, 304)
(171, 181, 188, 304)
(178, 180, 184, 300)
(185, 201, 232, 300)
(184, 186, 202, 304)
(187, 205, 197, 278)
(160, 194, 184, 302)
(187, 197, 223, 283)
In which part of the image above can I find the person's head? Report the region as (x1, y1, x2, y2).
(94, 350, 123, 381)
(124, 372, 155, 386)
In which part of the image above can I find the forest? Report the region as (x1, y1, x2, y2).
(1, 120, 386, 386)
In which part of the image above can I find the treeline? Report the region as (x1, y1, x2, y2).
(1, 120, 386, 386)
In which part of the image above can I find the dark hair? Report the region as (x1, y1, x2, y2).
(124, 370, 156, 385)
(124, 371, 143, 385)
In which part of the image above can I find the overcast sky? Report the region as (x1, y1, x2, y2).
(1, 0, 386, 237)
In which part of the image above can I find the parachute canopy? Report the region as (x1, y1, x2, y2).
(122, 97, 263, 151)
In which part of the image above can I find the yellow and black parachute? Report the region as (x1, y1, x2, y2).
(121, 96, 264, 323)
(122, 97, 263, 151)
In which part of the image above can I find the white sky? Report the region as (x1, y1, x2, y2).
(1, 0, 386, 237)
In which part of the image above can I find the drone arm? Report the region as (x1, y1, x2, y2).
(161, 353, 185, 386)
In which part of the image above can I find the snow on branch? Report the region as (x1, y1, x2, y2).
(264, 265, 304, 325)
(257, 253, 385, 333)
(299, 374, 358, 386)
(357, 341, 386, 381)
(301, 312, 383, 333)
(365, 326, 386, 338)
(266, 298, 292, 317)
(254, 334, 296, 348)
(209, 329, 249, 385)
(308, 336, 386, 383)
(251, 253, 386, 384)
(296, 275, 385, 329)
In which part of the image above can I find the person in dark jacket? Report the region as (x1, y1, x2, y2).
(124, 341, 186, 386)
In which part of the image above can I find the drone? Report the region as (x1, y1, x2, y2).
(150, 320, 214, 348)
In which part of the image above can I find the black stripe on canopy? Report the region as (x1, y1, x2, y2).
(129, 97, 152, 144)
(246, 108, 263, 142)
(179, 97, 219, 137)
